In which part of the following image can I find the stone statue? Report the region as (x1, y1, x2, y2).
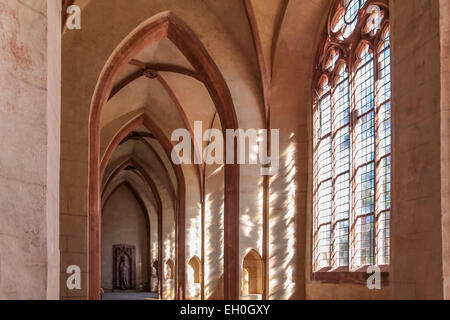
(119, 255, 130, 290)
(113, 244, 136, 291)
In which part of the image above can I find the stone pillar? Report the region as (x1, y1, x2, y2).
(390, 0, 444, 299)
(440, 0, 450, 299)
(0, 0, 60, 299)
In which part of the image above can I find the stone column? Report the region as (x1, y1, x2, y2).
(440, 0, 450, 299)
(390, 0, 444, 299)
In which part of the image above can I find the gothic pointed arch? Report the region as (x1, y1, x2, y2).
(188, 256, 203, 284)
(242, 249, 263, 296)
(88, 11, 240, 300)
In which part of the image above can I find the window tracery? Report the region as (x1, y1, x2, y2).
(313, 0, 391, 272)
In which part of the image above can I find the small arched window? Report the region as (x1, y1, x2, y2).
(242, 250, 263, 295)
(313, 0, 391, 272)
(165, 259, 175, 280)
(188, 256, 202, 284)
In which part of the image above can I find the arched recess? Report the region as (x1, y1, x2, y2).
(188, 256, 203, 284)
(166, 259, 175, 280)
(89, 11, 240, 300)
(101, 157, 164, 297)
(102, 181, 152, 292)
(242, 249, 263, 297)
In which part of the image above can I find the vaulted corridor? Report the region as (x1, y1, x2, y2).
(1, 0, 450, 301)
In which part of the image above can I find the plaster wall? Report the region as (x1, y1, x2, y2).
(204, 116, 225, 300)
(390, 0, 443, 299)
(269, 0, 331, 300)
(0, 0, 60, 299)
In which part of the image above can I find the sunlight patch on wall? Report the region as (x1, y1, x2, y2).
(187, 204, 202, 260)
(268, 142, 297, 299)
(164, 231, 175, 261)
(204, 192, 224, 298)
(241, 184, 264, 254)
(152, 242, 158, 261)
(163, 230, 176, 299)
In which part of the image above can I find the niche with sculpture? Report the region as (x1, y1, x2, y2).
(113, 244, 136, 291)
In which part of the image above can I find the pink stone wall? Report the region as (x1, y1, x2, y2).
(440, 0, 450, 299)
(46, 0, 62, 300)
(390, 0, 444, 299)
(0, 0, 60, 299)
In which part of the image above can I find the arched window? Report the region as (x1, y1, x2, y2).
(242, 250, 263, 295)
(165, 259, 175, 280)
(313, 0, 391, 272)
(188, 256, 202, 284)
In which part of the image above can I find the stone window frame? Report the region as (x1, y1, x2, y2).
(311, 0, 391, 283)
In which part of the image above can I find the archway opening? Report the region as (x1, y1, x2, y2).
(88, 12, 239, 301)
(101, 183, 151, 294)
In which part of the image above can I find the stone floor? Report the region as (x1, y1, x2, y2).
(102, 292, 158, 300)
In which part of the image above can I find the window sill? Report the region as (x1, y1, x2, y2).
(311, 265, 389, 285)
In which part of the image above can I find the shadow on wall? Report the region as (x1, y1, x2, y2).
(208, 274, 224, 300)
